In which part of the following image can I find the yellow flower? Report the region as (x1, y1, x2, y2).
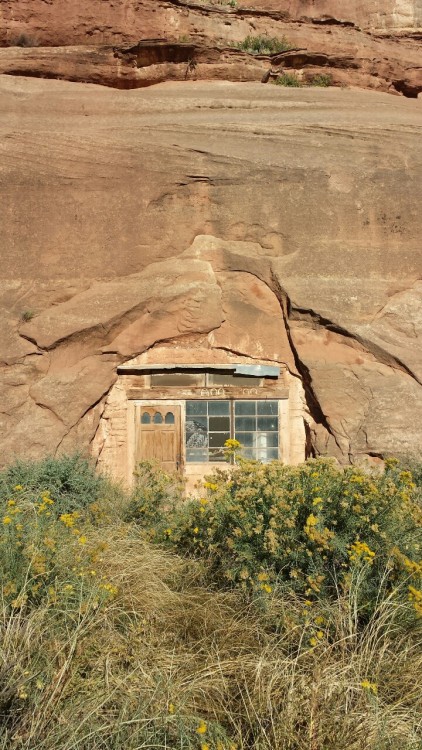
(261, 583, 272, 594)
(7, 500, 16, 507)
(312, 497, 323, 506)
(361, 680, 378, 695)
(2, 516, 12, 525)
(193, 527, 199, 534)
(257, 571, 269, 582)
(196, 720, 207, 735)
(316, 630, 324, 639)
(78, 536, 87, 545)
(168, 702, 175, 714)
(13, 485, 23, 491)
(201, 745, 210, 750)
(309, 637, 318, 647)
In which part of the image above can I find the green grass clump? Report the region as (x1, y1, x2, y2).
(309, 72, 333, 87)
(235, 34, 292, 55)
(0, 454, 421, 748)
(275, 73, 302, 87)
(0, 454, 109, 515)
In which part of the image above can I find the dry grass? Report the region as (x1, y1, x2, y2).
(1, 525, 421, 750)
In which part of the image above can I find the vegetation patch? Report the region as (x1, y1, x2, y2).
(1, 454, 421, 748)
(275, 73, 302, 87)
(235, 35, 293, 55)
(308, 73, 333, 87)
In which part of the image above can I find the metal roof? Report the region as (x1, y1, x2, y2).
(117, 363, 280, 377)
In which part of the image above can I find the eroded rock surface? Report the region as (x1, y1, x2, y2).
(0, 76, 421, 466)
(0, 1, 421, 96)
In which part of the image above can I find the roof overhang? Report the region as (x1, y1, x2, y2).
(117, 363, 280, 377)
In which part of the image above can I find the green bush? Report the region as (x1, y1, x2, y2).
(275, 73, 302, 87)
(235, 35, 292, 55)
(309, 73, 333, 87)
(159, 458, 422, 617)
(0, 454, 107, 515)
(123, 460, 184, 530)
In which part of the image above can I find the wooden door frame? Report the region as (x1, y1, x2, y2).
(127, 399, 185, 485)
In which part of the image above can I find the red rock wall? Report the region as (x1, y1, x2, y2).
(1, 0, 421, 48)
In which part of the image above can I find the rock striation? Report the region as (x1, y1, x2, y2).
(1, 76, 421, 469)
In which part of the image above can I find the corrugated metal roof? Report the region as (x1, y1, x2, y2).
(117, 363, 280, 377)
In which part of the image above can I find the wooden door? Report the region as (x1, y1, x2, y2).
(135, 404, 182, 472)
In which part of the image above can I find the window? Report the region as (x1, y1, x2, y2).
(185, 400, 279, 463)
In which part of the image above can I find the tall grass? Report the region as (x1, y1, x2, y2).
(1, 456, 421, 749)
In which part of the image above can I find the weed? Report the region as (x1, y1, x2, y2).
(13, 33, 39, 48)
(235, 35, 293, 55)
(275, 72, 302, 87)
(309, 72, 333, 87)
(20, 309, 35, 322)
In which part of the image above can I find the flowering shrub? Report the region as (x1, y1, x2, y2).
(1, 486, 117, 610)
(0, 454, 107, 515)
(161, 458, 422, 615)
(124, 460, 184, 529)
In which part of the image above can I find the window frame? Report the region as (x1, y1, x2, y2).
(185, 399, 280, 464)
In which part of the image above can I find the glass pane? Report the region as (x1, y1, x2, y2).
(257, 401, 278, 415)
(209, 450, 227, 462)
(235, 401, 256, 415)
(241, 448, 255, 459)
(208, 373, 263, 387)
(209, 432, 230, 448)
(235, 417, 256, 431)
(186, 416, 207, 433)
(186, 449, 208, 463)
(141, 412, 151, 424)
(209, 416, 230, 432)
(186, 401, 207, 416)
(151, 372, 205, 387)
(186, 417, 207, 449)
(153, 412, 163, 424)
(257, 416, 278, 431)
(208, 401, 230, 416)
(165, 411, 175, 424)
(235, 432, 254, 447)
(257, 431, 278, 448)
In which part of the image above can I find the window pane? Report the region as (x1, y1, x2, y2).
(141, 412, 151, 424)
(235, 401, 256, 415)
(186, 401, 207, 416)
(257, 401, 278, 415)
(186, 449, 208, 463)
(209, 373, 263, 387)
(209, 450, 227, 462)
(153, 412, 163, 424)
(165, 411, 175, 424)
(208, 401, 230, 416)
(209, 432, 230, 448)
(151, 372, 204, 387)
(209, 416, 230, 432)
(235, 416, 256, 431)
(257, 416, 278, 431)
(235, 432, 254, 447)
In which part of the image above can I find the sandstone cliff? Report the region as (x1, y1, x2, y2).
(1, 76, 421, 467)
(0, 0, 421, 96)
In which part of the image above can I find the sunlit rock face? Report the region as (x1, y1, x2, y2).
(0, 76, 421, 473)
